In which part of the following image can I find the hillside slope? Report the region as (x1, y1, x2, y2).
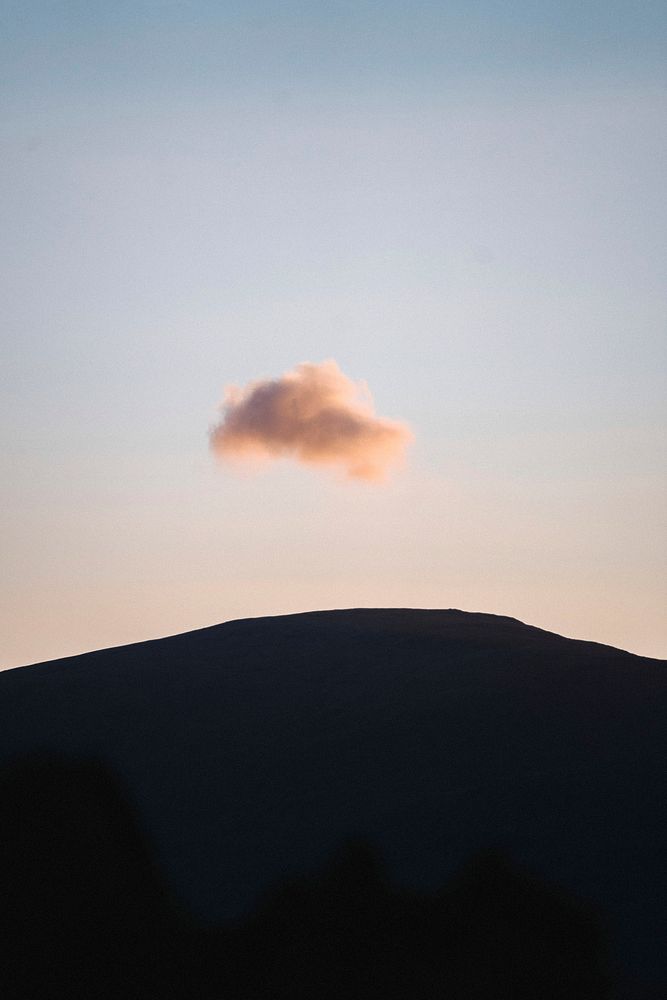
(1, 609, 665, 986)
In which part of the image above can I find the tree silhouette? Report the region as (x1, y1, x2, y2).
(0, 757, 613, 998)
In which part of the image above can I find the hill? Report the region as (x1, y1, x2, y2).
(1, 609, 665, 994)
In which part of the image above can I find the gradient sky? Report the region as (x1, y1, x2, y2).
(2, 1, 666, 668)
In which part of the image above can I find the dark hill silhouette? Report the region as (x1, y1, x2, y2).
(0, 756, 613, 999)
(0, 609, 665, 995)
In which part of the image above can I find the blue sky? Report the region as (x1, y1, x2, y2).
(3, 2, 666, 89)
(2, 1, 666, 666)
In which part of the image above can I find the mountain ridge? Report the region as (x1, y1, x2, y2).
(5, 607, 660, 675)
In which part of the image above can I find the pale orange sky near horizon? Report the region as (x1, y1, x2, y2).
(3, 452, 666, 668)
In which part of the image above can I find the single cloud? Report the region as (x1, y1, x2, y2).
(209, 360, 412, 482)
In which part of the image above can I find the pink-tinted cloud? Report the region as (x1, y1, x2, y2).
(209, 360, 412, 481)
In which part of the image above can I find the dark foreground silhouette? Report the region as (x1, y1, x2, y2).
(1, 758, 613, 999)
(1, 610, 665, 995)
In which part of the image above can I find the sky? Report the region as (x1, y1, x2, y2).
(1, 1, 666, 668)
